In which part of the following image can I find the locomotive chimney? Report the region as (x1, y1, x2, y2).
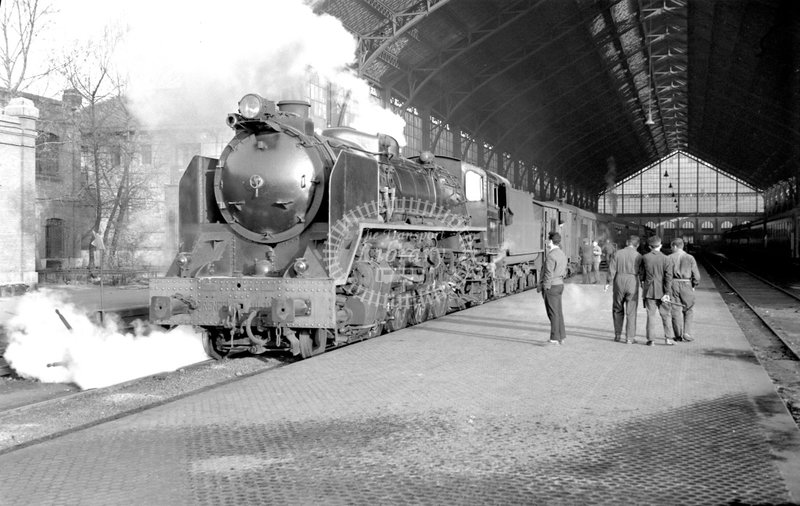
(277, 100, 310, 118)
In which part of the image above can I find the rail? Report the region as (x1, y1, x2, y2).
(703, 253, 800, 361)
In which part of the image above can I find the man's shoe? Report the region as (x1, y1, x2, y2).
(626, 339, 635, 344)
(614, 336, 621, 342)
(682, 335, 694, 342)
(646, 340, 654, 346)
(674, 337, 683, 342)
(665, 339, 675, 346)
(549, 340, 561, 345)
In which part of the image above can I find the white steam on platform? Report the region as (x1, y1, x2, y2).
(3, 291, 208, 390)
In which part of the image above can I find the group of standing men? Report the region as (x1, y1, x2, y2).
(607, 234, 700, 346)
(538, 231, 700, 346)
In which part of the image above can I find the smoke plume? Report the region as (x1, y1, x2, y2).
(3, 290, 208, 390)
(117, 0, 406, 144)
(605, 156, 618, 215)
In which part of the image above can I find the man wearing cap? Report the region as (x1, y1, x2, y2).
(606, 235, 642, 343)
(539, 231, 567, 345)
(640, 234, 676, 346)
(668, 238, 701, 342)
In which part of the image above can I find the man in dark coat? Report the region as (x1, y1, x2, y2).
(640, 235, 675, 346)
(579, 238, 594, 284)
(606, 235, 642, 343)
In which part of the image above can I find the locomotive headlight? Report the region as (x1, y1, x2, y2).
(293, 258, 309, 275)
(238, 94, 263, 119)
(419, 151, 435, 163)
(177, 253, 191, 268)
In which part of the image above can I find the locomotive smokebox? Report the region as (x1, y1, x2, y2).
(214, 98, 331, 244)
(277, 100, 310, 118)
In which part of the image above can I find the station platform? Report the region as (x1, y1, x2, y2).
(1, 267, 799, 505)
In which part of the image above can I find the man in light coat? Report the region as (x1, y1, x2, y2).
(668, 238, 701, 342)
(539, 231, 567, 345)
(606, 235, 642, 343)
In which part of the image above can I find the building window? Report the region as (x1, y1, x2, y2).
(720, 221, 733, 230)
(36, 132, 60, 180)
(140, 144, 152, 165)
(682, 221, 695, 229)
(45, 218, 65, 258)
(645, 221, 657, 229)
(701, 221, 714, 230)
(663, 220, 676, 229)
(597, 151, 763, 215)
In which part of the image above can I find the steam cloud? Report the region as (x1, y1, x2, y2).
(3, 290, 208, 390)
(117, 0, 406, 144)
(605, 156, 617, 215)
(562, 284, 610, 315)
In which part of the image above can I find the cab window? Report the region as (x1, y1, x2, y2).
(465, 170, 484, 201)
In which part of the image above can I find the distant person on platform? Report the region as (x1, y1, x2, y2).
(538, 231, 567, 345)
(592, 240, 602, 282)
(602, 239, 617, 266)
(579, 238, 595, 284)
(668, 238, 701, 342)
(640, 235, 676, 346)
(606, 235, 642, 343)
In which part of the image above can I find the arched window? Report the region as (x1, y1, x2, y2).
(663, 221, 676, 229)
(701, 221, 714, 230)
(36, 132, 60, 179)
(45, 218, 65, 258)
(720, 221, 733, 230)
(645, 221, 657, 229)
(682, 221, 695, 229)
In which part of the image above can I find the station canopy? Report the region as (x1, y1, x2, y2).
(314, 0, 800, 195)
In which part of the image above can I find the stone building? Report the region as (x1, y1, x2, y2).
(0, 98, 39, 291)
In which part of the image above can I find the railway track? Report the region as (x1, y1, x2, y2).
(704, 253, 800, 360)
(0, 356, 216, 418)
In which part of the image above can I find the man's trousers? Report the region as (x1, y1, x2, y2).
(612, 274, 639, 339)
(543, 284, 566, 342)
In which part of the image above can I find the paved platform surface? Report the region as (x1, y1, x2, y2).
(1, 267, 799, 505)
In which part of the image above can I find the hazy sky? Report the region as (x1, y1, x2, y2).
(20, 0, 405, 139)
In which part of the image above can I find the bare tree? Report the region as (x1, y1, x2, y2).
(0, 0, 55, 95)
(60, 27, 157, 270)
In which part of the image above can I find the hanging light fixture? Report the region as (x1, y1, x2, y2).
(669, 182, 673, 188)
(664, 170, 669, 177)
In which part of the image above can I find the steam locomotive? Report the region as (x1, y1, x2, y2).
(149, 95, 645, 359)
